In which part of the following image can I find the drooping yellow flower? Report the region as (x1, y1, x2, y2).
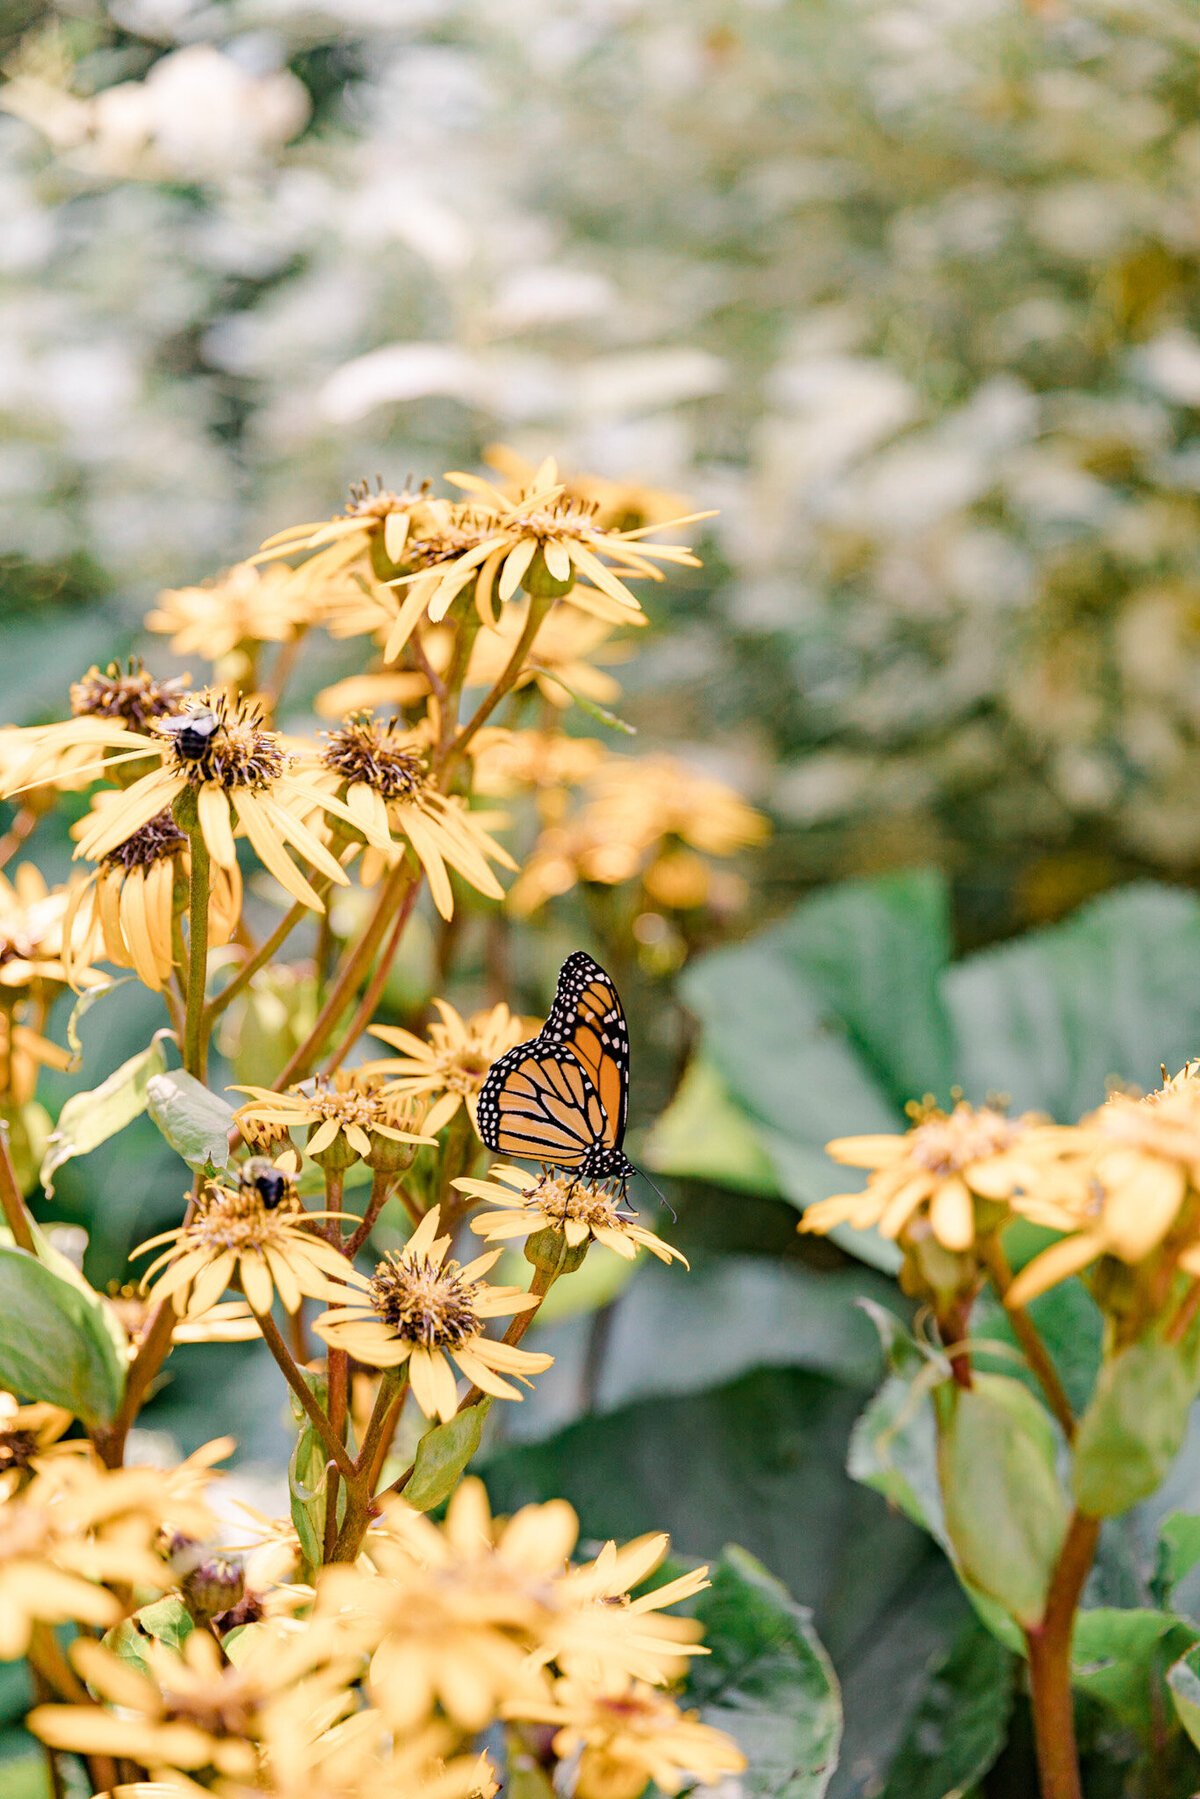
(366, 999, 533, 1136)
(135, 1175, 352, 1318)
(312, 1205, 552, 1420)
(799, 1101, 1041, 1254)
(67, 692, 388, 913)
(233, 1072, 436, 1170)
(67, 798, 241, 991)
(306, 711, 515, 918)
(145, 560, 312, 666)
(0, 863, 101, 1100)
(458, 1165, 687, 1266)
(509, 1677, 746, 1799)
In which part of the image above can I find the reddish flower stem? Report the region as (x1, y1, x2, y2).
(1025, 1509, 1100, 1799)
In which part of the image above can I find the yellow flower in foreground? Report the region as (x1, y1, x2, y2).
(0, 862, 99, 990)
(68, 693, 388, 913)
(309, 711, 515, 918)
(312, 1205, 552, 1420)
(29, 1622, 347, 1781)
(68, 798, 241, 990)
(367, 999, 533, 1136)
(145, 560, 311, 663)
(458, 1165, 687, 1266)
(799, 1101, 1039, 1253)
(233, 1072, 436, 1168)
(136, 1176, 351, 1317)
(548, 1534, 709, 1688)
(510, 1677, 746, 1799)
(0, 1391, 73, 1493)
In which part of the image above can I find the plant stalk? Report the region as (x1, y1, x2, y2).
(257, 1308, 356, 1485)
(982, 1237, 1076, 1439)
(0, 1121, 35, 1252)
(1025, 1508, 1101, 1799)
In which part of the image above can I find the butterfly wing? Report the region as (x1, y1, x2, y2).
(542, 952, 630, 1149)
(476, 1037, 608, 1167)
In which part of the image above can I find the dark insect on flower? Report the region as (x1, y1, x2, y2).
(238, 1158, 294, 1210)
(162, 707, 223, 761)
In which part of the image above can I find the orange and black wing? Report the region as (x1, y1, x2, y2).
(476, 1039, 609, 1168)
(541, 951, 629, 1149)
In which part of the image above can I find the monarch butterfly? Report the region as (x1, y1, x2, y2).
(476, 951, 636, 1187)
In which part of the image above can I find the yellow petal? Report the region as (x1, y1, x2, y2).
(197, 782, 237, 869)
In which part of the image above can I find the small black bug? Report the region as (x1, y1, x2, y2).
(163, 707, 222, 760)
(239, 1158, 292, 1209)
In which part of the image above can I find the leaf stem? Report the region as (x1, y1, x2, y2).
(0, 1120, 35, 1252)
(982, 1237, 1076, 1440)
(257, 1308, 356, 1485)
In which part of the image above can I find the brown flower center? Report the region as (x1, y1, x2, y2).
(343, 476, 429, 520)
(191, 1183, 302, 1252)
(320, 713, 427, 800)
(0, 1430, 38, 1476)
(103, 809, 187, 872)
(160, 702, 289, 790)
(70, 660, 191, 730)
(368, 1253, 480, 1348)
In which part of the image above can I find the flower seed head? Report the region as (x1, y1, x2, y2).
(320, 711, 427, 800)
(367, 1251, 480, 1349)
(70, 659, 191, 730)
(101, 808, 187, 872)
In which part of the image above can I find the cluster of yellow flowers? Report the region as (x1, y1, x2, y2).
(0, 450, 758, 1799)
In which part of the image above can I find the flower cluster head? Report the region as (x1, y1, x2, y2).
(367, 998, 533, 1135)
(234, 1070, 436, 1172)
(136, 1169, 350, 1317)
(313, 1205, 552, 1420)
(310, 709, 514, 918)
(509, 752, 768, 916)
(801, 1098, 1041, 1267)
(458, 1164, 687, 1267)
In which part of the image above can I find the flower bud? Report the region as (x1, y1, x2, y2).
(522, 546, 576, 601)
(181, 1554, 245, 1623)
(524, 1225, 588, 1275)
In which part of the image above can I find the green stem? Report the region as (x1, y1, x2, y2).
(257, 1308, 356, 1485)
(205, 897, 312, 1028)
(183, 827, 211, 1081)
(344, 1167, 398, 1258)
(0, 1120, 35, 1252)
(438, 591, 552, 781)
(982, 1238, 1076, 1440)
(321, 1164, 348, 1561)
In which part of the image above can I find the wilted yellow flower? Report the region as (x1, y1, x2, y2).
(233, 1071, 436, 1170)
(367, 999, 533, 1136)
(312, 1204, 552, 1420)
(65, 692, 388, 913)
(29, 1621, 348, 1781)
(307, 711, 515, 918)
(510, 1677, 746, 1799)
(67, 798, 241, 991)
(799, 1101, 1040, 1254)
(146, 560, 311, 668)
(458, 1165, 687, 1266)
(135, 1175, 351, 1317)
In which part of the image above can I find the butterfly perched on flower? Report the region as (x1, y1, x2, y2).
(476, 952, 635, 1188)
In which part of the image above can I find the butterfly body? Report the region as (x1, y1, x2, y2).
(476, 952, 634, 1188)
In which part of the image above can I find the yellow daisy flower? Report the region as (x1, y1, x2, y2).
(799, 1101, 1040, 1254)
(67, 692, 389, 913)
(145, 559, 311, 664)
(307, 711, 515, 919)
(467, 729, 608, 819)
(0, 660, 192, 798)
(482, 442, 695, 534)
(366, 999, 532, 1136)
(548, 1535, 709, 1688)
(458, 1165, 687, 1266)
(135, 1175, 351, 1318)
(509, 1677, 746, 1799)
(66, 798, 241, 991)
(232, 1072, 437, 1170)
(312, 1204, 552, 1421)
(0, 861, 100, 990)
(256, 477, 449, 589)
(0, 1391, 74, 1493)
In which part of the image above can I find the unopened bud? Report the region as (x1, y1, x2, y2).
(524, 1226, 588, 1276)
(181, 1555, 245, 1623)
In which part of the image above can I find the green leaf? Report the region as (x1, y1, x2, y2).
(145, 1069, 234, 1172)
(878, 1616, 1015, 1799)
(527, 664, 637, 734)
(685, 1547, 841, 1798)
(288, 1369, 333, 1571)
(1072, 1343, 1193, 1517)
(1155, 1513, 1200, 1606)
(506, 1763, 556, 1799)
(2, 1103, 52, 1195)
(0, 1758, 50, 1799)
(407, 1400, 492, 1512)
(1168, 1642, 1200, 1750)
(645, 1056, 781, 1195)
(40, 1039, 167, 1195)
(64, 977, 134, 1069)
(104, 1596, 195, 1677)
(936, 1373, 1069, 1627)
(0, 1245, 125, 1424)
(1073, 1607, 1196, 1741)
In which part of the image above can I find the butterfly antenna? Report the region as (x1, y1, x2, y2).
(632, 1163, 677, 1223)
